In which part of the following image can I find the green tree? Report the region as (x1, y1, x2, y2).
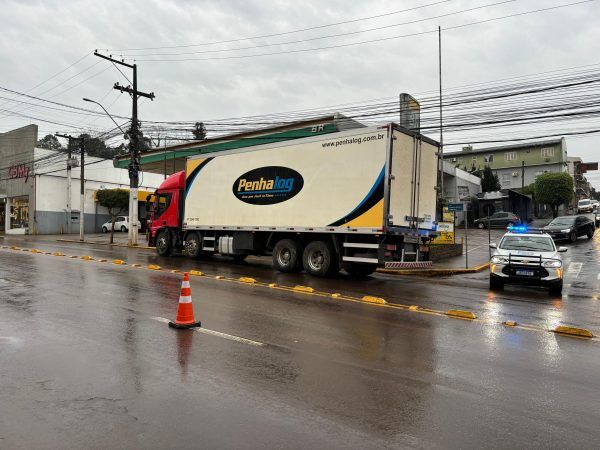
(67, 133, 118, 159)
(96, 189, 129, 244)
(534, 172, 574, 218)
(37, 134, 63, 151)
(480, 165, 501, 192)
(192, 122, 206, 140)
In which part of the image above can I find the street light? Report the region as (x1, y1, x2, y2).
(83, 97, 139, 245)
(82, 98, 126, 133)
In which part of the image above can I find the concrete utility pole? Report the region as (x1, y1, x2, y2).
(438, 26, 445, 213)
(79, 138, 85, 241)
(93, 51, 155, 246)
(522, 160, 525, 191)
(56, 134, 83, 236)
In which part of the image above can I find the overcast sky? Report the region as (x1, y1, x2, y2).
(1, 0, 599, 185)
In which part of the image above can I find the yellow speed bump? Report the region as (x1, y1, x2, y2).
(215, 275, 224, 280)
(131, 264, 142, 267)
(70, 255, 79, 258)
(147, 264, 161, 270)
(447, 309, 477, 320)
(31, 249, 43, 254)
(21, 248, 30, 252)
(80, 255, 93, 261)
(53, 252, 65, 257)
(97, 259, 107, 262)
(409, 305, 420, 311)
(10, 246, 20, 250)
(113, 259, 126, 265)
(362, 295, 387, 305)
(293, 285, 314, 293)
(553, 326, 593, 338)
(331, 293, 341, 298)
(268, 283, 277, 288)
(189, 270, 204, 277)
(239, 277, 256, 284)
(170, 269, 181, 274)
(503, 321, 517, 327)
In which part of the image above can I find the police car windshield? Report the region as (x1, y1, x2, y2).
(499, 235, 555, 252)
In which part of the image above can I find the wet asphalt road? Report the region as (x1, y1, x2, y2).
(1, 233, 600, 448)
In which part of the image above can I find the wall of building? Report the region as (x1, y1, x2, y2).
(493, 162, 565, 190)
(33, 151, 164, 234)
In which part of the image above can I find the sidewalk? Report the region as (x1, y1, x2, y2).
(1, 232, 151, 248)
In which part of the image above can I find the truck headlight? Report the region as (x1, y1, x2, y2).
(542, 260, 562, 268)
(490, 256, 509, 264)
(560, 228, 571, 233)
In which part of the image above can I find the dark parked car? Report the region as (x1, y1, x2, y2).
(474, 212, 520, 229)
(543, 215, 595, 242)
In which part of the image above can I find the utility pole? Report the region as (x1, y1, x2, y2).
(93, 51, 155, 246)
(56, 134, 83, 236)
(79, 138, 85, 241)
(438, 26, 444, 216)
(521, 160, 525, 191)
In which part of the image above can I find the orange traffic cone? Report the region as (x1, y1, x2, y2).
(169, 273, 201, 329)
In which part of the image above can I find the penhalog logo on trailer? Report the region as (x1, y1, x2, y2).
(233, 166, 304, 205)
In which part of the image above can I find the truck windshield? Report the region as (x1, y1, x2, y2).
(499, 236, 555, 252)
(579, 200, 591, 206)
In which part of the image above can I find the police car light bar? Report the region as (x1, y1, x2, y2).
(507, 225, 545, 234)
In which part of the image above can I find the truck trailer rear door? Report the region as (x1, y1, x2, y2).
(387, 129, 438, 232)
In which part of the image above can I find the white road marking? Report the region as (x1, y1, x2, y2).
(151, 317, 265, 347)
(567, 262, 583, 278)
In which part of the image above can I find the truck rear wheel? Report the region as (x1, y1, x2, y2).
(156, 230, 172, 257)
(303, 241, 338, 277)
(273, 239, 302, 272)
(345, 263, 376, 278)
(184, 232, 202, 259)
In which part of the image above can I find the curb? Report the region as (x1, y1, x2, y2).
(56, 238, 154, 250)
(377, 262, 490, 277)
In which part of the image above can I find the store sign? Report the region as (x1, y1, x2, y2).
(8, 164, 30, 183)
(431, 222, 455, 244)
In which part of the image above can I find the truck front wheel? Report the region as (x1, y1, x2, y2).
(303, 241, 339, 277)
(156, 230, 172, 257)
(273, 239, 302, 272)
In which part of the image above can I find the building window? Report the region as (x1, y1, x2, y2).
(484, 154, 494, 163)
(472, 156, 477, 162)
(505, 151, 516, 161)
(541, 147, 554, 158)
(501, 174, 511, 186)
(9, 196, 29, 229)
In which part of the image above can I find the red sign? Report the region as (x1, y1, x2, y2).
(8, 164, 30, 182)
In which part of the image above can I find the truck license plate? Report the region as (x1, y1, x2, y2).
(516, 270, 534, 276)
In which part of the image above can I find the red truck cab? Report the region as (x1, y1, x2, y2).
(147, 171, 185, 254)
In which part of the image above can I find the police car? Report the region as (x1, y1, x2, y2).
(489, 226, 567, 295)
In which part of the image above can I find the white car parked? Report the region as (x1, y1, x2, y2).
(101, 216, 141, 233)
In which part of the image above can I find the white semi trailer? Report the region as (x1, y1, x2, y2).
(147, 123, 439, 277)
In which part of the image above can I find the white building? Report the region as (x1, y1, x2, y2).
(1, 125, 163, 235)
